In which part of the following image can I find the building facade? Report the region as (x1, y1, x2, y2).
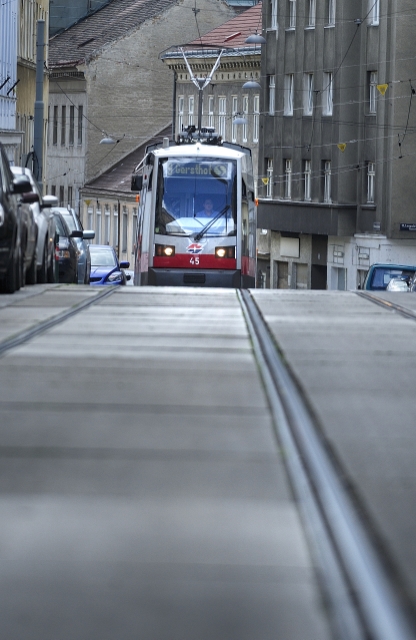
(257, 0, 416, 290)
(0, 0, 20, 160)
(47, 0, 235, 220)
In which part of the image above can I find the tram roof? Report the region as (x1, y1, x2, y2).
(152, 142, 248, 159)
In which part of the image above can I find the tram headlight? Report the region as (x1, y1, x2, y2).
(155, 243, 175, 257)
(215, 246, 235, 259)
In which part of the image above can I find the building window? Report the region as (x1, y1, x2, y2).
(269, 75, 275, 115)
(61, 106, 66, 146)
(242, 95, 248, 142)
(270, 0, 278, 29)
(304, 160, 311, 201)
(77, 105, 83, 145)
(122, 206, 128, 252)
(367, 162, 375, 203)
(266, 158, 273, 198)
(322, 72, 333, 115)
(369, 71, 377, 114)
(188, 96, 194, 126)
(51, 185, 56, 196)
(284, 159, 292, 199)
(323, 160, 332, 203)
(327, 0, 335, 26)
(68, 186, 73, 208)
(369, 0, 379, 25)
(132, 208, 138, 252)
(113, 205, 118, 250)
(253, 94, 260, 142)
(96, 206, 102, 244)
(88, 207, 93, 231)
(289, 0, 296, 28)
(59, 185, 64, 206)
(208, 96, 214, 129)
(284, 74, 294, 115)
(308, 0, 316, 26)
(218, 97, 226, 138)
(178, 96, 184, 133)
(232, 96, 238, 142)
(69, 106, 74, 145)
(304, 73, 314, 115)
(53, 106, 58, 146)
(105, 205, 111, 244)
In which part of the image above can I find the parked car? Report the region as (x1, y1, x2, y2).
(51, 211, 82, 283)
(11, 167, 40, 285)
(89, 245, 130, 285)
(52, 207, 95, 284)
(11, 166, 58, 284)
(362, 263, 416, 291)
(0, 143, 31, 293)
(386, 275, 411, 292)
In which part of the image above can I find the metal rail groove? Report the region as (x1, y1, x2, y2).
(357, 290, 416, 320)
(0, 286, 116, 358)
(238, 288, 415, 640)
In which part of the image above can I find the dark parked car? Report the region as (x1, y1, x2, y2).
(89, 245, 130, 285)
(0, 143, 31, 293)
(10, 167, 39, 285)
(11, 166, 58, 284)
(52, 211, 83, 283)
(362, 263, 416, 291)
(53, 207, 95, 284)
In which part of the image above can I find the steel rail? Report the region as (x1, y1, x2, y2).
(238, 288, 415, 640)
(357, 290, 416, 320)
(0, 287, 116, 358)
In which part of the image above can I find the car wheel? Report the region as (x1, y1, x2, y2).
(2, 256, 18, 294)
(37, 240, 48, 283)
(25, 249, 37, 285)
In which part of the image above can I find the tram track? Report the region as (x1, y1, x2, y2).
(357, 290, 416, 320)
(238, 289, 415, 640)
(0, 286, 116, 358)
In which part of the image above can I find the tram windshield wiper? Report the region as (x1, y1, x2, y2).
(193, 205, 230, 241)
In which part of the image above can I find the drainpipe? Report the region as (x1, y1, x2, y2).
(33, 19, 45, 193)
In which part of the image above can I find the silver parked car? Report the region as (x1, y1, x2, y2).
(11, 166, 58, 283)
(52, 207, 95, 284)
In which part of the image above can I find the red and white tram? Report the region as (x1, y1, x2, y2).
(131, 128, 256, 287)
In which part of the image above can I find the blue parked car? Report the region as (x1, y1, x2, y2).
(89, 245, 130, 285)
(362, 263, 416, 291)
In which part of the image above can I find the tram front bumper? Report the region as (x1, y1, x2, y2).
(148, 268, 241, 288)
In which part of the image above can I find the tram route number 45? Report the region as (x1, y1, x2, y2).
(190, 256, 200, 265)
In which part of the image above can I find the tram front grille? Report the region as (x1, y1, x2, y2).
(183, 274, 206, 284)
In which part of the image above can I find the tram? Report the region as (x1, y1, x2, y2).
(130, 126, 256, 287)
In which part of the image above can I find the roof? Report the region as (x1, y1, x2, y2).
(188, 2, 262, 48)
(84, 124, 172, 194)
(49, 0, 178, 67)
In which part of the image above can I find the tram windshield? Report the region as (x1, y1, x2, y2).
(155, 156, 237, 238)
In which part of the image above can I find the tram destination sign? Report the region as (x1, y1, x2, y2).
(400, 223, 416, 232)
(166, 161, 231, 179)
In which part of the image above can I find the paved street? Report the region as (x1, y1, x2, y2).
(0, 286, 332, 640)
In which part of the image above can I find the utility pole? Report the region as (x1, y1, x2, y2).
(33, 19, 45, 192)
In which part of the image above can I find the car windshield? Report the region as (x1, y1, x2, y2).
(61, 213, 77, 232)
(370, 267, 416, 290)
(90, 247, 117, 267)
(54, 215, 67, 236)
(155, 156, 237, 238)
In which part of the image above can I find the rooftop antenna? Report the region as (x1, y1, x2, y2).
(179, 47, 225, 135)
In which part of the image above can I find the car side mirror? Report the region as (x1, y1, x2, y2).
(82, 230, 95, 240)
(131, 174, 143, 191)
(70, 230, 83, 238)
(41, 195, 59, 208)
(21, 192, 40, 204)
(120, 261, 130, 268)
(12, 175, 31, 194)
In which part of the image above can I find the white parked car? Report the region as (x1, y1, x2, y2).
(11, 167, 58, 283)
